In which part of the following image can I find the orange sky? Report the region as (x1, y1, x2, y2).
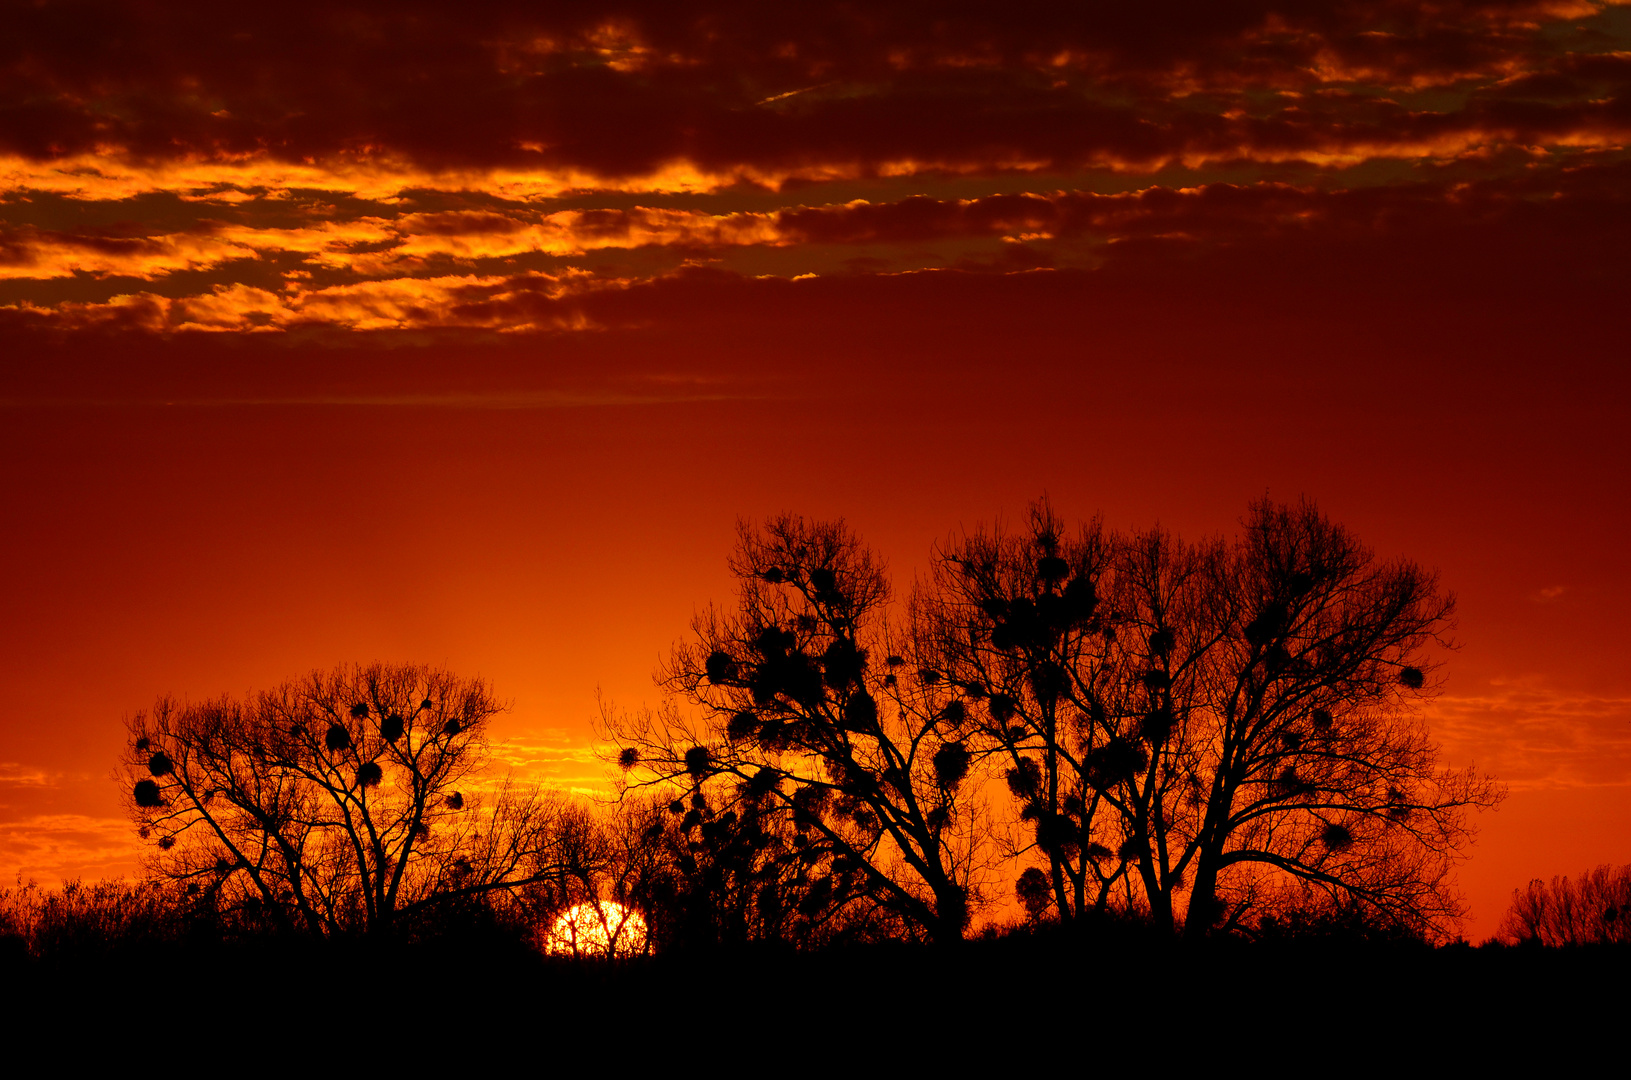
(3, 0, 1629, 936)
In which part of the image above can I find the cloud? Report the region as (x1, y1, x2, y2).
(1430, 679, 1631, 789)
(0, 814, 141, 886)
(5, 154, 1626, 333)
(1, 2, 1626, 184)
(492, 730, 617, 797)
(0, 763, 58, 788)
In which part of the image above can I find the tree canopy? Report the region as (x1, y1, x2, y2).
(608, 499, 1500, 942)
(122, 662, 572, 936)
(918, 498, 1503, 938)
(604, 516, 989, 944)
(115, 500, 1502, 947)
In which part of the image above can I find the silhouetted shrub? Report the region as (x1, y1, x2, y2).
(1016, 867, 1052, 919)
(1006, 759, 1041, 799)
(381, 713, 405, 742)
(350, 702, 370, 719)
(1086, 740, 1147, 788)
(1244, 601, 1289, 647)
(821, 640, 866, 687)
(1399, 667, 1425, 689)
(325, 724, 351, 752)
(618, 747, 641, 769)
(933, 743, 971, 789)
(0, 879, 190, 959)
(1062, 576, 1096, 619)
(1035, 813, 1078, 856)
(147, 752, 173, 776)
(1140, 706, 1174, 744)
(1029, 663, 1068, 704)
(842, 691, 878, 731)
(358, 762, 383, 787)
(1321, 823, 1354, 851)
(133, 780, 162, 808)
(1036, 556, 1069, 582)
(705, 651, 738, 683)
(726, 711, 760, 742)
(744, 767, 780, 799)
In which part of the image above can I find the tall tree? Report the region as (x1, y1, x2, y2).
(921, 499, 1502, 938)
(603, 516, 986, 944)
(915, 501, 1131, 925)
(121, 662, 573, 936)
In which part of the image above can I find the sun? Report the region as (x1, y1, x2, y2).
(542, 901, 649, 958)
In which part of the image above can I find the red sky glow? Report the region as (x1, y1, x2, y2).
(3, 0, 1629, 936)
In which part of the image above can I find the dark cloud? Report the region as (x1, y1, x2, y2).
(2, 1, 1626, 176)
(3, 152, 1624, 337)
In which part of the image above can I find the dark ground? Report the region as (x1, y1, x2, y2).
(3, 926, 1622, 1063)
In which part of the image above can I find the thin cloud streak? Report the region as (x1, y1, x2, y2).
(1432, 683, 1631, 791)
(0, 389, 767, 410)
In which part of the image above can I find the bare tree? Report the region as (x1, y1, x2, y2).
(919, 498, 1502, 938)
(1497, 865, 1631, 945)
(121, 662, 574, 937)
(602, 516, 988, 944)
(915, 501, 1133, 925)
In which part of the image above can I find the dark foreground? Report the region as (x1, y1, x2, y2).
(4, 926, 1625, 1061)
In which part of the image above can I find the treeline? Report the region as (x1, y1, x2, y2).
(47, 496, 1618, 961)
(1496, 865, 1631, 946)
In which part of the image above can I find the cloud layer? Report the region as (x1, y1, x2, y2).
(2, 1, 1627, 331)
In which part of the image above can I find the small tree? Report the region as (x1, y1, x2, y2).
(603, 516, 987, 944)
(121, 662, 572, 937)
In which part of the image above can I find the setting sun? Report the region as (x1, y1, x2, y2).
(542, 902, 649, 958)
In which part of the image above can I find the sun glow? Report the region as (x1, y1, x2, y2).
(542, 901, 649, 958)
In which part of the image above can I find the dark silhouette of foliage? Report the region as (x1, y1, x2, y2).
(602, 516, 989, 944)
(1497, 864, 1631, 945)
(0, 879, 193, 959)
(917, 497, 1502, 938)
(119, 662, 578, 937)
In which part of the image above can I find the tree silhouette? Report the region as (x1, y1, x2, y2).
(919, 498, 1502, 938)
(915, 501, 1128, 926)
(603, 516, 987, 944)
(1497, 864, 1631, 945)
(120, 662, 575, 937)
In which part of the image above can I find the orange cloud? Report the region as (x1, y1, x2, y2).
(1431, 681, 1631, 790)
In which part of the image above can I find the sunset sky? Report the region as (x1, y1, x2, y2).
(3, 0, 1628, 935)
